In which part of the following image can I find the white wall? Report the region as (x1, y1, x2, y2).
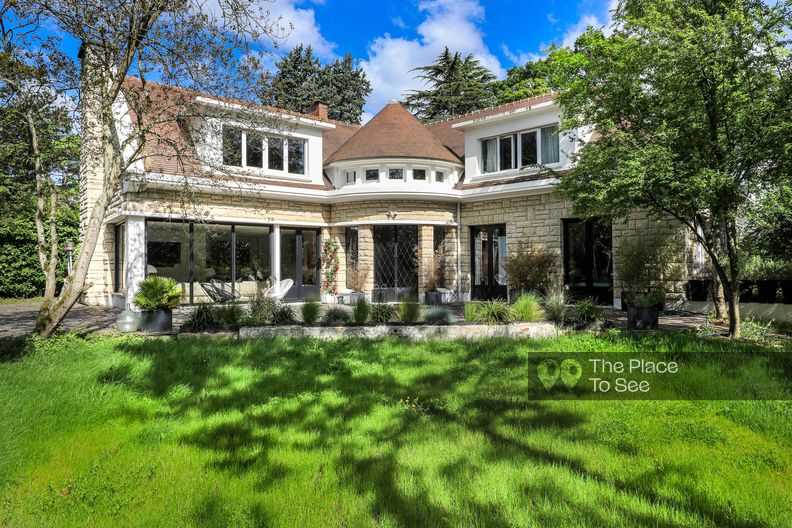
(461, 105, 579, 182)
(326, 158, 461, 199)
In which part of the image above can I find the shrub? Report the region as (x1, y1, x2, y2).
(213, 303, 243, 327)
(272, 304, 296, 325)
(465, 301, 512, 325)
(301, 297, 321, 324)
(424, 307, 451, 325)
(134, 276, 182, 311)
(572, 297, 603, 325)
(632, 291, 665, 308)
(742, 255, 792, 280)
(185, 304, 215, 331)
(510, 293, 546, 322)
(346, 263, 369, 292)
(185, 303, 242, 331)
(503, 244, 556, 292)
(618, 233, 684, 303)
(542, 282, 568, 324)
(370, 303, 397, 324)
(464, 302, 481, 322)
(352, 297, 370, 324)
(246, 295, 280, 325)
(398, 296, 421, 324)
(741, 318, 775, 343)
(322, 306, 350, 325)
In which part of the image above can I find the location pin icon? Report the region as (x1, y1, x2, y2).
(537, 359, 560, 391)
(560, 359, 583, 389)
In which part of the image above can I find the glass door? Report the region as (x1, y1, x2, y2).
(470, 224, 507, 300)
(563, 218, 613, 303)
(281, 228, 320, 300)
(373, 225, 418, 302)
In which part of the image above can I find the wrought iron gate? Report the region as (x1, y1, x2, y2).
(373, 225, 418, 302)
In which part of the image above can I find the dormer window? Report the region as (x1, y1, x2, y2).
(481, 123, 560, 174)
(388, 168, 403, 180)
(345, 171, 356, 184)
(413, 169, 426, 180)
(435, 171, 445, 182)
(222, 126, 306, 176)
(366, 169, 379, 182)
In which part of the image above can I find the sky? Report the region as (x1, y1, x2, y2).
(269, 0, 618, 121)
(45, 0, 618, 122)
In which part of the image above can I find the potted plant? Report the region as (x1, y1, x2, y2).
(617, 233, 683, 319)
(346, 262, 368, 304)
(320, 239, 340, 303)
(627, 291, 664, 330)
(503, 243, 556, 301)
(425, 249, 444, 306)
(134, 276, 182, 332)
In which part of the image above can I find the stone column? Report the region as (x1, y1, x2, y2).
(358, 225, 375, 294)
(417, 225, 435, 299)
(124, 216, 146, 310)
(270, 224, 281, 283)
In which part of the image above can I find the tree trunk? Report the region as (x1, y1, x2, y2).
(712, 274, 727, 320)
(727, 292, 741, 338)
(34, 114, 123, 337)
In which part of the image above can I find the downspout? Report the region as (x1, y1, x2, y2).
(456, 202, 462, 300)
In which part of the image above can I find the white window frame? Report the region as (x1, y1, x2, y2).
(221, 126, 307, 177)
(345, 170, 356, 184)
(480, 123, 561, 175)
(434, 170, 445, 183)
(365, 168, 380, 182)
(411, 168, 428, 181)
(388, 168, 404, 180)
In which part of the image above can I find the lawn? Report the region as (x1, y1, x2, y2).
(0, 332, 790, 527)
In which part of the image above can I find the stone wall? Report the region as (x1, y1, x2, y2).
(459, 193, 572, 294)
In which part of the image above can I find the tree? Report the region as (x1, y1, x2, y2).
(3, 0, 283, 337)
(491, 53, 559, 105)
(549, 0, 792, 338)
(403, 47, 496, 122)
(318, 53, 371, 124)
(261, 46, 371, 123)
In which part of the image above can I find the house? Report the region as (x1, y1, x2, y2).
(81, 78, 691, 309)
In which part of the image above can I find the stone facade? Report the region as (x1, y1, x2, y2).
(330, 200, 456, 225)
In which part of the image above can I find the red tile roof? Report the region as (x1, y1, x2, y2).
(325, 101, 462, 164)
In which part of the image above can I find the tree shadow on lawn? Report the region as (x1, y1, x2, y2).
(105, 336, 771, 527)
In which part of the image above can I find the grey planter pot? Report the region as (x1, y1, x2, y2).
(425, 291, 443, 306)
(140, 309, 173, 333)
(627, 305, 659, 330)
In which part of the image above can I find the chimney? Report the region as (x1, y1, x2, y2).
(310, 100, 328, 120)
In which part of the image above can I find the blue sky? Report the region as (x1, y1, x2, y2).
(270, 0, 617, 120)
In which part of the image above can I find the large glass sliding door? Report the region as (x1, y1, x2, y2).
(193, 224, 233, 303)
(563, 218, 613, 303)
(281, 228, 320, 300)
(146, 221, 191, 303)
(235, 225, 271, 301)
(373, 225, 418, 302)
(470, 224, 507, 300)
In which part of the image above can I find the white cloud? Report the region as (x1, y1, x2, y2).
(546, 13, 559, 25)
(360, 0, 505, 120)
(500, 44, 543, 66)
(392, 16, 407, 29)
(267, 0, 337, 60)
(560, 0, 619, 48)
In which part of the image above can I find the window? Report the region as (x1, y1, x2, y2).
(366, 169, 379, 182)
(246, 131, 263, 168)
(287, 138, 305, 175)
(413, 169, 426, 180)
(435, 171, 445, 182)
(268, 137, 284, 171)
(541, 124, 560, 164)
(345, 171, 356, 184)
(389, 168, 403, 180)
(499, 135, 514, 171)
(114, 223, 125, 293)
(222, 127, 242, 166)
(481, 137, 497, 173)
(520, 131, 537, 167)
(481, 123, 560, 174)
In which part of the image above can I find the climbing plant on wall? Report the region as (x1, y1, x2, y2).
(321, 239, 340, 296)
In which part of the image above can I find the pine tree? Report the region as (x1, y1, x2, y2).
(262, 45, 323, 112)
(262, 47, 371, 123)
(402, 48, 496, 122)
(319, 54, 372, 123)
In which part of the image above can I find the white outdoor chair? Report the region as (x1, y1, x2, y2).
(264, 279, 293, 301)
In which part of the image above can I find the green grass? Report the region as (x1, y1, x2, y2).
(0, 332, 790, 527)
